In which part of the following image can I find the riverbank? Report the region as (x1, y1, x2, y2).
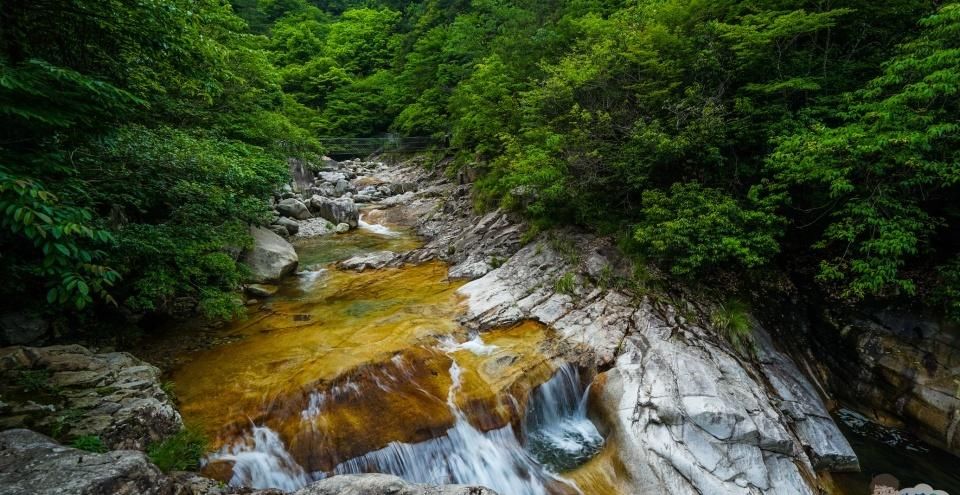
(2, 155, 957, 495)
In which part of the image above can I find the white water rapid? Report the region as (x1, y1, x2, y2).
(358, 214, 399, 237)
(209, 343, 603, 494)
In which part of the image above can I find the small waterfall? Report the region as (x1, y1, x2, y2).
(332, 360, 562, 494)
(212, 425, 310, 491)
(210, 350, 602, 494)
(358, 214, 399, 237)
(524, 365, 604, 472)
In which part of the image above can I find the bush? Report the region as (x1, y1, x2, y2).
(634, 183, 782, 277)
(147, 428, 208, 473)
(70, 435, 107, 453)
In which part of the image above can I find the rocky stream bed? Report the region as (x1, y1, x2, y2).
(1, 156, 958, 495)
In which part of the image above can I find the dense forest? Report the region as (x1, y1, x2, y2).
(1, 0, 957, 333)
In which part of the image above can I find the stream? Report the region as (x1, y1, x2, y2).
(151, 212, 960, 495)
(159, 218, 617, 494)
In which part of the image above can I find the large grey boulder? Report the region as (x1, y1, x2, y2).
(0, 312, 49, 346)
(308, 196, 359, 228)
(242, 227, 299, 283)
(0, 429, 172, 495)
(0, 345, 183, 450)
(294, 474, 497, 495)
(276, 198, 312, 220)
(274, 217, 300, 235)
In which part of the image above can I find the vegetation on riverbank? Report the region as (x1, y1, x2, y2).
(242, 0, 958, 319)
(2, 0, 957, 327)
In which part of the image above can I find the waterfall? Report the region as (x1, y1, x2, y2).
(211, 353, 602, 494)
(211, 425, 310, 491)
(524, 365, 604, 472)
(358, 214, 399, 237)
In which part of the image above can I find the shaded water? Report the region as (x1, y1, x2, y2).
(831, 408, 960, 494)
(160, 218, 610, 493)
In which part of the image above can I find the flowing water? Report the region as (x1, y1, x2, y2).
(159, 216, 610, 494)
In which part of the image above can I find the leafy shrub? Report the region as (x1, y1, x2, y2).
(148, 428, 208, 473)
(634, 183, 782, 277)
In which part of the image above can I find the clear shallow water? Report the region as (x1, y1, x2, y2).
(158, 220, 607, 494)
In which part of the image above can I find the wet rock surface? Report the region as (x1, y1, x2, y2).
(293, 474, 498, 495)
(0, 429, 173, 495)
(813, 309, 960, 457)
(243, 227, 299, 284)
(0, 345, 182, 450)
(359, 158, 859, 494)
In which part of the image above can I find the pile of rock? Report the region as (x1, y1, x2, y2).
(266, 158, 407, 239)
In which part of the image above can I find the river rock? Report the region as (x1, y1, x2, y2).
(243, 226, 299, 284)
(309, 196, 359, 228)
(0, 345, 182, 450)
(0, 311, 49, 346)
(295, 218, 336, 238)
(0, 429, 173, 495)
(318, 171, 347, 184)
(370, 157, 855, 493)
(337, 251, 399, 271)
(334, 179, 355, 196)
(277, 198, 312, 220)
(275, 217, 300, 235)
(294, 474, 498, 495)
(245, 284, 279, 298)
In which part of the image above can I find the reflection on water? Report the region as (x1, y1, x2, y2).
(831, 408, 960, 494)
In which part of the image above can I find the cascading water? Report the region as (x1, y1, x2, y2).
(524, 366, 604, 472)
(358, 214, 399, 237)
(213, 425, 310, 491)
(205, 335, 603, 494)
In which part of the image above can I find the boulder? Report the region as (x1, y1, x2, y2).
(0, 345, 183, 450)
(0, 312, 49, 346)
(275, 217, 300, 235)
(0, 429, 173, 495)
(294, 474, 498, 495)
(295, 218, 336, 238)
(311, 183, 337, 198)
(334, 179, 355, 196)
(242, 227, 299, 284)
(245, 284, 279, 298)
(337, 251, 399, 271)
(389, 182, 418, 195)
(308, 196, 359, 228)
(318, 171, 347, 184)
(276, 198, 311, 220)
(268, 224, 290, 238)
(454, 230, 849, 494)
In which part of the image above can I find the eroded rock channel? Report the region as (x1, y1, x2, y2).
(14, 156, 954, 494)
(155, 163, 615, 494)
